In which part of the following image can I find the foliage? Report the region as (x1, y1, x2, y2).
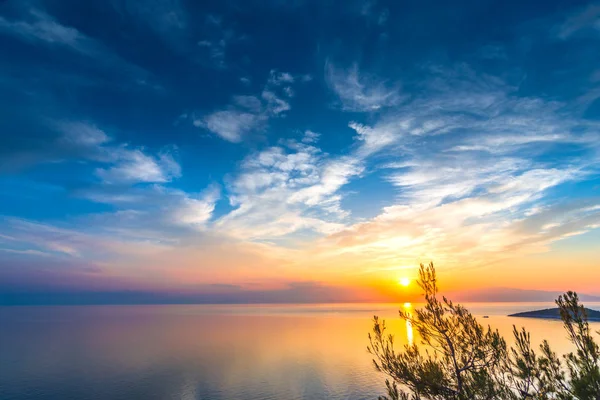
(368, 263, 600, 400)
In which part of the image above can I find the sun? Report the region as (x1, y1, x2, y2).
(399, 277, 411, 287)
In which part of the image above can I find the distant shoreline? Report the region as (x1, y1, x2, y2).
(509, 307, 600, 321)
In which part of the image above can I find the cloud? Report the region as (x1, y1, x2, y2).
(215, 134, 354, 239)
(326, 61, 403, 112)
(233, 95, 263, 112)
(0, 6, 150, 81)
(79, 183, 222, 234)
(194, 70, 309, 142)
(302, 130, 320, 144)
(194, 14, 245, 68)
(384, 69, 596, 204)
(344, 63, 600, 158)
(112, 0, 191, 56)
(95, 149, 181, 184)
(172, 64, 598, 289)
(122, 0, 188, 32)
(300, 64, 600, 278)
(197, 37, 228, 68)
(57, 121, 111, 147)
(268, 70, 295, 85)
(0, 211, 299, 296)
(261, 90, 290, 114)
(314, 194, 600, 279)
(212, 65, 591, 248)
(0, 9, 85, 49)
(197, 110, 266, 143)
(0, 182, 223, 278)
(287, 156, 364, 208)
(0, 218, 109, 258)
(360, 0, 389, 26)
(114, 1, 242, 70)
(51, 121, 183, 184)
(348, 121, 398, 156)
(1, 120, 182, 182)
(557, 3, 600, 39)
(171, 185, 221, 226)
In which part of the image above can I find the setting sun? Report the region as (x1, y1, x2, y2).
(399, 277, 411, 287)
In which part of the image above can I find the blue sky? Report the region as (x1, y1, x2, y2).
(1, 0, 600, 304)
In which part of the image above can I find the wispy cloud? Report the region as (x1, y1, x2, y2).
(360, 0, 389, 26)
(309, 63, 600, 276)
(216, 133, 349, 239)
(113, 4, 243, 69)
(195, 14, 240, 68)
(0, 217, 108, 258)
(121, 0, 188, 33)
(1, 120, 182, 183)
(54, 121, 182, 184)
(113, 0, 190, 54)
(557, 3, 600, 39)
(348, 121, 398, 156)
(0, 6, 152, 82)
(197, 38, 228, 67)
(0, 183, 222, 280)
(197, 110, 266, 143)
(95, 149, 181, 184)
(287, 156, 364, 210)
(316, 194, 600, 277)
(79, 184, 221, 233)
(171, 184, 220, 226)
(326, 61, 403, 112)
(0, 9, 86, 50)
(212, 61, 600, 258)
(194, 70, 309, 142)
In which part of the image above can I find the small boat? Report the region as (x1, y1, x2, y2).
(482, 315, 489, 318)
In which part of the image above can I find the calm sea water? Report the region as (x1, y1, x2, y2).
(1, 302, 599, 400)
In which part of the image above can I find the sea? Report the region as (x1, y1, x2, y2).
(1, 302, 600, 400)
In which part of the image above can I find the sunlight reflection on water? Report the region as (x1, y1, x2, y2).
(403, 302, 414, 346)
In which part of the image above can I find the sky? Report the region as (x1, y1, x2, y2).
(1, 0, 600, 304)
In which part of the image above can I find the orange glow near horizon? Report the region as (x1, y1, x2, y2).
(93, 246, 600, 303)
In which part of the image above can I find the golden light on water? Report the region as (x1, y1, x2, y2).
(403, 302, 414, 345)
(406, 319, 414, 346)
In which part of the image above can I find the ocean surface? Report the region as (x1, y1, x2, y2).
(2, 302, 600, 400)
